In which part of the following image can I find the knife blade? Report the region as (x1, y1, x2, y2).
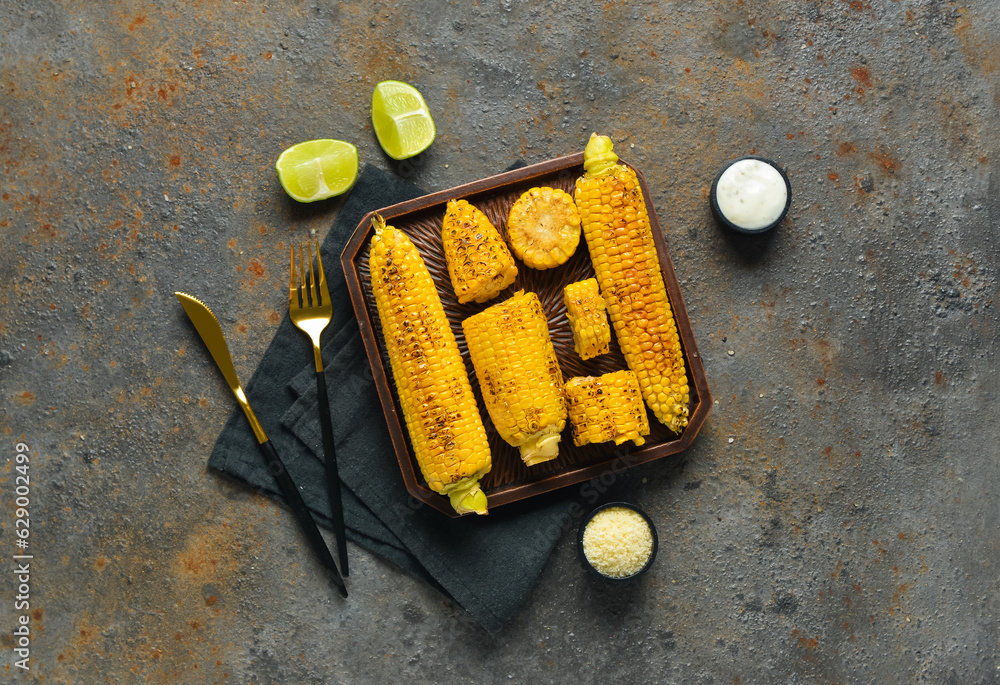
(175, 291, 348, 598)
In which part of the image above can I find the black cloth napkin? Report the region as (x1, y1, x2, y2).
(207, 164, 576, 632)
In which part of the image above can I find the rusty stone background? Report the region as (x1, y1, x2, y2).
(1, 0, 998, 682)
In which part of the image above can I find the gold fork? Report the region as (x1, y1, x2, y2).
(289, 239, 349, 578)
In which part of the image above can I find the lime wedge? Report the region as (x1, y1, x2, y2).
(275, 139, 359, 203)
(371, 80, 436, 160)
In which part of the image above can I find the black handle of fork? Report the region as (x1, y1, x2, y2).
(257, 439, 348, 598)
(316, 371, 349, 577)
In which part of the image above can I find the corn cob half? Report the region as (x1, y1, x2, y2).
(462, 290, 567, 466)
(563, 278, 611, 360)
(442, 199, 518, 304)
(369, 213, 492, 515)
(565, 370, 650, 447)
(574, 133, 690, 433)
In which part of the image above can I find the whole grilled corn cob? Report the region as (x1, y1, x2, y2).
(442, 199, 518, 304)
(563, 278, 611, 360)
(574, 133, 689, 433)
(506, 186, 581, 269)
(565, 370, 650, 447)
(369, 213, 492, 515)
(462, 290, 567, 466)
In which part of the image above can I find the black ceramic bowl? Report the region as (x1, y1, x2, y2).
(577, 502, 659, 582)
(710, 155, 792, 235)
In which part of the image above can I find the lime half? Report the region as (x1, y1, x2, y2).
(275, 139, 359, 203)
(371, 80, 436, 160)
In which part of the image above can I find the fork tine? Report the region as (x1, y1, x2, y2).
(315, 239, 329, 306)
(298, 241, 308, 306)
(289, 245, 299, 310)
(307, 239, 319, 308)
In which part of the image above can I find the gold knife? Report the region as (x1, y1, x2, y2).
(175, 292, 348, 598)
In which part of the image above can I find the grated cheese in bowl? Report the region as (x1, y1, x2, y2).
(579, 504, 657, 580)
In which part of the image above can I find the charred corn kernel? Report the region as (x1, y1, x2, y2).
(506, 186, 582, 269)
(574, 134, 690, 433)
(369, 213, 492, 515)
(462, 290, 567, 466)
(565, 371, 650, 447)
(563, 278, 611, 360)
(442, 199, 517, 304)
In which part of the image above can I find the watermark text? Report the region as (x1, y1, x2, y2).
(10, 442, 32, 672)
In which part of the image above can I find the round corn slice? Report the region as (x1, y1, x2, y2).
(506, 186, 581, 269)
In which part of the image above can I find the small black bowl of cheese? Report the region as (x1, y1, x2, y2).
(710, 156, 791, 234)
(578, 502, 658, 582)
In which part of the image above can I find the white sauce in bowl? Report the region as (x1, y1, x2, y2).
(714, 159, 788, 230)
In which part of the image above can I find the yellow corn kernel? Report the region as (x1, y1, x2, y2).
(506, 186, 582, 269)
(369, 213, 491, 515)
(442, 199, 517, 304)
(565, 370, 650, 447)
(563, 278, 611, 360)
(462, 290, 567, 466)
(574, 133, 690, 433)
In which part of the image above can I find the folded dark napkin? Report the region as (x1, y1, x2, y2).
(208, 163, 576, 632)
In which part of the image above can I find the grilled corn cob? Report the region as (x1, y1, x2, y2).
(563, 278, 611, 360)
(506, 186, 581, 269)
(574, 133, 689, 433)
(369, 213, 492, 515)
(442, 199, 517, 304)
(462, 290, 567, 466)
(565, 370, 650, 447)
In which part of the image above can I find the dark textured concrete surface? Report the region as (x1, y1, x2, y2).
(1, 1, 998, 682)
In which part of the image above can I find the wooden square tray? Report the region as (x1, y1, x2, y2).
(341, 152, 711, 517)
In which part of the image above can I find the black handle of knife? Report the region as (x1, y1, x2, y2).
(257, 439, 348, 598)
(316, 370, 349, 577)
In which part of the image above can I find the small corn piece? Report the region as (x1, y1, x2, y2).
(369, 213, 492, 515)
(565, 370, 650, 447)
(506, 186, 582, 269)
(563, 278, 611, 360)
(574, 133, 690, 433)
(462, 290, 567, 466)
(442, 198, 517, 304)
